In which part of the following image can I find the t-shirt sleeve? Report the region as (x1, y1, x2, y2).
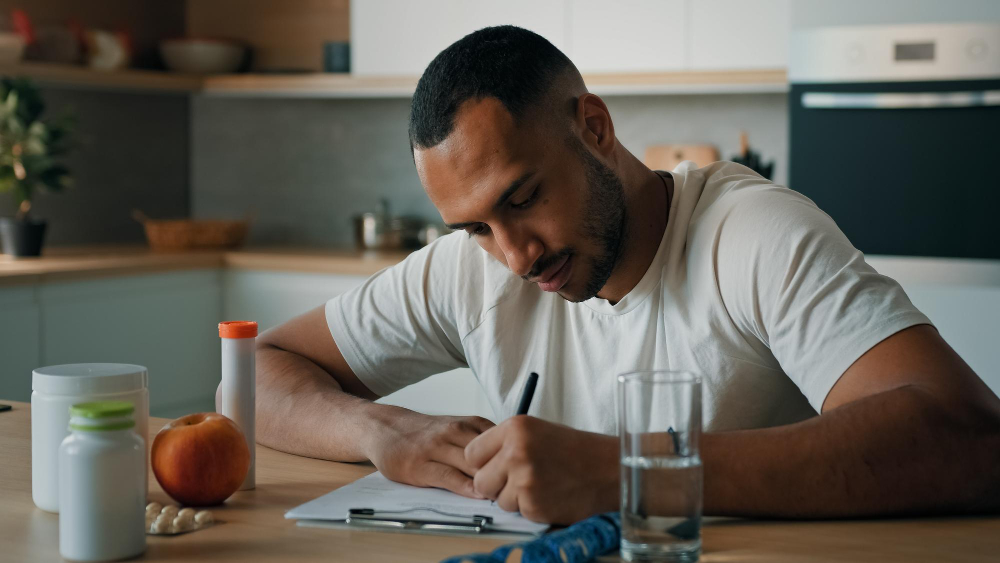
(325, 233, 471, 398)
(713, 186, 932, 413)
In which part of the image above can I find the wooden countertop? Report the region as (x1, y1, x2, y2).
(0, 246, 412, 287)
(3, 400, 1000, 562)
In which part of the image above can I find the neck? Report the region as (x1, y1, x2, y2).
(596, 147, 671, 304)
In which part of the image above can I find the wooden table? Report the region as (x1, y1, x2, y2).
(3, 401, 1000, 562)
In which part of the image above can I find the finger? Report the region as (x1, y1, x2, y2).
(431, 441, 480, 478)
(445, 419, 494, 449)
(495, 478, 521, 515)
(422, 461, 484, 499)
(471, 453, 509, 500)
(462, 416, 496, 434)
(464, 424, 507, 469)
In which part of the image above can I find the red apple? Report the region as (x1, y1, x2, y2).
(151, 412, 250, 506)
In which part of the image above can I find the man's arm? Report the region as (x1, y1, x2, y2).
(703, 324, 1000, 517)
(215, 306, 493, 498)
(465, 325, 1000, 523)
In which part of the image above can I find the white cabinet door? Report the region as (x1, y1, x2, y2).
(225, 269, 495, 420)
(0, 285, 41, 402)
(570, 0, 687, 73)
(40, 271, 222, 418)
(351, 0, 569, 76)
(688, 0, 789, 70)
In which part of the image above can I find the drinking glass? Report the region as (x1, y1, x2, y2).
(618, 370, 703, 562)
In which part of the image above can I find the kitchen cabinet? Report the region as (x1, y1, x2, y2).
(351, 0, 569, 77)
(569, 0, 687, 73)
(40, 270, 223, 418)
(352, 0, 789, 77)
(0, 286, 42, 403)
(224, 269, 496, 420)
(688, 0, 789, 70)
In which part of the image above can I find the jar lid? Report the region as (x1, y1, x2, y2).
(69, 401, 134, 419)
(219, 320, 257, 339)
(69, 401, 135, 432)
(32, 364, 148, 396)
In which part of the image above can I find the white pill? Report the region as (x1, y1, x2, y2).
(160, 505, 179, 517)
(151, 518, 171, 534)
(173, 515, 194, 532)
(194, 510, 214, 526)
(178, 508, 196, 520)
(146, 502, 162, 514)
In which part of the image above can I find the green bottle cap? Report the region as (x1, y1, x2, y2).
(69, 401, 135, 431)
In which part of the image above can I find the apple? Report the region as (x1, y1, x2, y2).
(151, 412, 250, 506)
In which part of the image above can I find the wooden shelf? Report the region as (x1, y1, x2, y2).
(0, 62, 788, 98)
(0, 62, 202, 94)
(202, 73, 419, 98)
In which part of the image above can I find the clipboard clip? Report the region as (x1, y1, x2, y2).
(347, 508, 495, 534)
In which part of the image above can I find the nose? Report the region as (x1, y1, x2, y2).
(493, 224, 543, 277)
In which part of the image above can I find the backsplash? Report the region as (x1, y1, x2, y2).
(0, 88, 190, 247)
(190, 92, 788, 247)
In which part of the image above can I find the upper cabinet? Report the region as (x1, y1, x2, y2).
(352, 0, 788, 77)
(569, 0, 687, 73)
(688, 0, 789, 70)
(351, 0, 569, 76)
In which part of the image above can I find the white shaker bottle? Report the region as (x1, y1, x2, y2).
(59, 401, 146, 562)
(32, 363, 149, 513)
(219, 321, 257, 490)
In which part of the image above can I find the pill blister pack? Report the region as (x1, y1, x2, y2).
(145, 503, 216, 536)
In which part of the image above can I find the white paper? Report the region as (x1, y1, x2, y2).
(285, 471, 549, 535)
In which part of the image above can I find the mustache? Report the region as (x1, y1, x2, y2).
(523, 248, 573, 281)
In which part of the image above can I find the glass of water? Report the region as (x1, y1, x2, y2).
(618, 370, 703, 562)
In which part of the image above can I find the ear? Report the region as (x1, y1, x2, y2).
(575, 93, 616, 157)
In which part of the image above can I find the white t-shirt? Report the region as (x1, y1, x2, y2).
(326, 161, 931, 434)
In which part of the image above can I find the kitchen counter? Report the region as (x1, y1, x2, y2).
(0, 246, 412, 287)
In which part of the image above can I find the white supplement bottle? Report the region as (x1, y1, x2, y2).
(59, 401, 146, 562)
(219, 321, 257, 490)
(32, 363, 149, 513)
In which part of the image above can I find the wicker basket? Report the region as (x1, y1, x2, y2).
(133, 210, 249, 251)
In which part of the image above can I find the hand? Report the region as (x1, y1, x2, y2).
(464, 415, 619, 524)
(363, 406, 495, 498)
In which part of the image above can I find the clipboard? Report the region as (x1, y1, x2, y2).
(285, 471, 549, 537)
(346, 508, 494, 533)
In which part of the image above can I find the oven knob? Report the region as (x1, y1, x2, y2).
(846, 43, 865, 63)
(966, 38, 988, 61)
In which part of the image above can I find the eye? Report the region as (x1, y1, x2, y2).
(466, 223, 491, 238)
(510, 186, 539, 210)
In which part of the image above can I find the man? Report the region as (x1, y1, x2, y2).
(229, 26, 1000, 524)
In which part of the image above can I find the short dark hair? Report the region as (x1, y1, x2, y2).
(408, 25, 574, 150)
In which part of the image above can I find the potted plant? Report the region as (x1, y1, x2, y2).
(0, 77, 73, 257)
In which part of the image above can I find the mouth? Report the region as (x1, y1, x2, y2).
(534, 254, 572, 293)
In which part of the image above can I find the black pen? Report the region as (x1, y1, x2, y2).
(515, 372, 539, 416)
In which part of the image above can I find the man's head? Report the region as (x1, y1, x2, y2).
(409, 25, 629, 302)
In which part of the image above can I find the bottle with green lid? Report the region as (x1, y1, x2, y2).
(59, 401, 146, 562)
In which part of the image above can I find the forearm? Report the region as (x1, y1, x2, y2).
(248, 344, 399, 463)
(702, 385, 1000, 518)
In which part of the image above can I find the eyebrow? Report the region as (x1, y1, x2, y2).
(444, 171, 535, 230)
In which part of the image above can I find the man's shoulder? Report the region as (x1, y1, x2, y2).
(685, 161, 821, 235)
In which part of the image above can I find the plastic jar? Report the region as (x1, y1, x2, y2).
(59, 401, 146, 562)
(32, 363, 149, 513)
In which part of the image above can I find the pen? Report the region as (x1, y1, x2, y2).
(515, 372, 539, 416)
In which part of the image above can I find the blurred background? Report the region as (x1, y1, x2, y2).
(0, 0, 998, 419)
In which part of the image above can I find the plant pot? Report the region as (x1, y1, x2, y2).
(0, 217, 48, 257)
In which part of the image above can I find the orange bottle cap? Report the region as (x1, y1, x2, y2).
(219, 321, 258, 339)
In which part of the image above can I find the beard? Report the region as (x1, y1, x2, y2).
(526, 141, 628, 302)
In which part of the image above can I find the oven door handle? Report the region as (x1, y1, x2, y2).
(802, 90, 1000, 109)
